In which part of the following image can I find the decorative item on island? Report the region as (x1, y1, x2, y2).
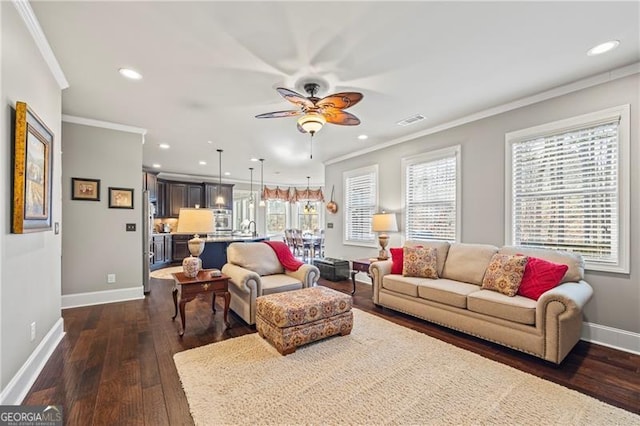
(372, 212, 398, 260)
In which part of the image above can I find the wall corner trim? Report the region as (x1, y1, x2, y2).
(12, 0, 69, 89)
(581, 322, 640, 356)
(62, 115, 147, 136)
(0, 318, 65, 405)
(61, 286, 144, 309)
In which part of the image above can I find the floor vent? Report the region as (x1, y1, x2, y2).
(396, 114, 426, 126)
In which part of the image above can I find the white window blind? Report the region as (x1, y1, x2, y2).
(403, 147, 460, 242)
(507, 105, 630, 273)
(344, 166, 377, 245)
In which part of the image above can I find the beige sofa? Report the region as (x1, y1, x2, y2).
(222, 242, 320, 325)
(370, 241, 594, 364)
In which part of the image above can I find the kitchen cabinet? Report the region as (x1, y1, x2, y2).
(172, 234, 191, 261)
(143, 172, 158, 201)
(204, 183, 234, 210)
(156, 180, 167, 217)
(168, 182, 204, 217)
(151, 234, 172, 269)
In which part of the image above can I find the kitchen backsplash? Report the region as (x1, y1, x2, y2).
(153, 218, 178, 233)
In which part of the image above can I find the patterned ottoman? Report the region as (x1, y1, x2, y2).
(256, 286, 353, 355)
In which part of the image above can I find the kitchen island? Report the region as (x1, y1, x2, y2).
(171, 233, 271, 270)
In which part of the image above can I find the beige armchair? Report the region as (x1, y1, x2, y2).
(221, 242, 320, 325)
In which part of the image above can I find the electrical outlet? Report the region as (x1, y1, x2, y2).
(107, 274, 116, 284)
(30, 322, 36, 341)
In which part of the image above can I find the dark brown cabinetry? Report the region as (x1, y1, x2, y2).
(172, 234, 191, 261)
(168, 182, 204, 217)
(143, 172, 158, 201)
(151, 234, 172, 270)
(204, 183, 234, 210)
(156, 180, 167, 217)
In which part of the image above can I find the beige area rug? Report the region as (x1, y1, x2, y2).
(149, 266, 183, 280)
(174, 309, 639, 425)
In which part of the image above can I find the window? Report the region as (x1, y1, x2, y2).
(402, 146, 460, 242)
(343, 165, 378, 246)
(266, 200, 287, 233)
(297, 201, 322, 232)
(506, 105, 630, 273)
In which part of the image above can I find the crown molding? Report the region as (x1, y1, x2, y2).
(62, 114, 147, 136)
(325, 61, 640, 166)
(12, 0, 69, 89)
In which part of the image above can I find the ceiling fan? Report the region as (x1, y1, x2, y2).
(256, 83, 363, 136)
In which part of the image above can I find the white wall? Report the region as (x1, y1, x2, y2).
(1, 1, 62, 391)
(325, 74, 640, 337)
(61, 122, 143, 299)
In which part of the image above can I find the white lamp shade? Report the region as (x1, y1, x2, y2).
(176, 208, 215, 233)
(372, 212, 398, 233)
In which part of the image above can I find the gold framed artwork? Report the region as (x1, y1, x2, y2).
(71, 177, 100, 201)
(12, 101, 54, 233)
(108, 187, 134, 209)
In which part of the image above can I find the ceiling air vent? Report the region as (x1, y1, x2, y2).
(397, 114, 426, 126)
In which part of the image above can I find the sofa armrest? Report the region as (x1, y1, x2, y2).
(285, 264, 320, 288)
(221, 263, 261, 295)
(536, 280, 593, 363)
(369, 260, 393, 304)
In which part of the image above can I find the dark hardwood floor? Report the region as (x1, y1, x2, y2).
(25, 277, 640, 425)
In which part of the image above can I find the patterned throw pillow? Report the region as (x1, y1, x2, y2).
(481, 254, 528, 296)
(403, 246, 438, 279)
(517, 256, 568, 300)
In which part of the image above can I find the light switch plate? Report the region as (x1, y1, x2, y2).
(54, 222, 60, 234)
(126, 223, 136, 231)
(327, 223, 334, 229)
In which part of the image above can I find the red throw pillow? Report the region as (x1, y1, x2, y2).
(517, 256, 568, 300)
(390, 247, 404, 274)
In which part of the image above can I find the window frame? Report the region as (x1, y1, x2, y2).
(505, 105, 630, 273)
(265, 199, 288, 234)
(343, 164, 379, 247)
(401, 145, 461, 243)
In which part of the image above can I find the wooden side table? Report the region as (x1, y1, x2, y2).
(350, 258, 377, 295)
(171, 269, 230, 337)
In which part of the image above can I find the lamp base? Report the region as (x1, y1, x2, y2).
(377, 234, 390, 260)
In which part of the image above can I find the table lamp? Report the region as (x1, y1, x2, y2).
(177, 208, 214, 277)
(372, 212, 398, 260)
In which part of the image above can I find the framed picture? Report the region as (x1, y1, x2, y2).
(71, 177, 100, 201)
(12, 101, 54, 233)
(108, 187, 134, 209)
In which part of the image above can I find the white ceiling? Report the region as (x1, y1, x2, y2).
(31, 1, 639, 186)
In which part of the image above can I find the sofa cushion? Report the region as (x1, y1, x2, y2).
(227, 242, 284, 276)
(382, 275, 420, 297)
(481, 254, 528, 297)
(260, 274, 303, 295)
(441, 243, 499, 285)
(517, 257, 569, 300)
(417, 278, 481, 309)
(405, 240, 450, 277)
(390, 247, 405, 274)
(499, 246, 584, 283)
(467, 290, 537, 325)
(403, 246, 438, 278)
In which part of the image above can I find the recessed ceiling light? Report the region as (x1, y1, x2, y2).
(199, 161, 207, 165)
(250, 158, 259, 162)
(358, 134, 368, 140)
(118, 68, 142, 80)
(224, 172, 231, 176)
(152, 163, 161, 168)
(207, 140, 213, 144)
(159, 143, 170, 149)
(587, 40, 620, 56)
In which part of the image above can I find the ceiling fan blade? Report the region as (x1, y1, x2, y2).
(316, 92, 363, 110)
(276, 87, 314, 109)
(323, 108, 361, 126)
(255, 110, 302, 119)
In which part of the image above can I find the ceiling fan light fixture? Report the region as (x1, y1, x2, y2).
(298, 112, 326, 134)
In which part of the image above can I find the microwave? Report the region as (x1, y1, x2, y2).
(213, 209, 232, 231)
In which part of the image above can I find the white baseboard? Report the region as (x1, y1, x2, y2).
(0, 318, 65, 405)
(61, 286, 144, 309)
(581, 322, 640, 355)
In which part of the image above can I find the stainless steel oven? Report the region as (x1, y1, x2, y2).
(213, 209, 232, 232)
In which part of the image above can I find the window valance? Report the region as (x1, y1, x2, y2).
(291, 187, 325, 202)
(262, 186, 292, 201)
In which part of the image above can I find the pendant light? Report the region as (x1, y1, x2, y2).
(259, 158, 266, 207)
(215, 149, 224, 206)
(303, 176, 315, 214)
(249, 167, 254, 206)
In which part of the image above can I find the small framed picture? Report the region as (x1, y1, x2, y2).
(71, 177, 100, 201)
(108, 187, 134, 209)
